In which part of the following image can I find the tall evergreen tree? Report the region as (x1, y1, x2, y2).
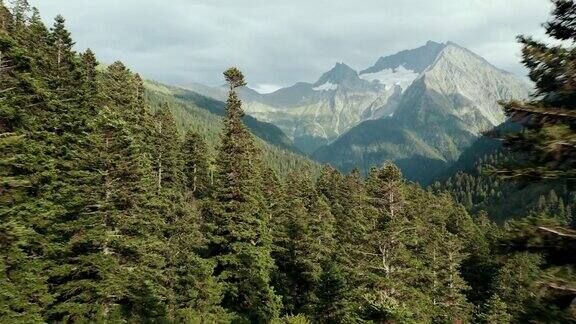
(478, 294, 513, 324)
(152, 102, 183, 192)
(0, 5, 52, 319)
(10, 0, 29, 27)
(361, 164, 425, 322)
(206, 67, 281, 322)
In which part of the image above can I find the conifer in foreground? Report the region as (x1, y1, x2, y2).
(206, 67, 281, 322)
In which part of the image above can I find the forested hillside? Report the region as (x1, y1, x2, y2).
(0, 1, 575, 323)
(432, 152, 576, 223)
(430, 121, 576, 223)
(143, 80, 319, 179)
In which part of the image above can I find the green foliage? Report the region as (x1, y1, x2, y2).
(143, 80, 320, 179)
(223, 67, 247, 89)
(478, 294, 513, 324)
(1, 3, 575, 323)
(204, 68, 281, 322)
(183, 130, 212, 199)
(432, 152, 576, 223)
(272, 314, 311, 324)
(498, 0, 576, 180)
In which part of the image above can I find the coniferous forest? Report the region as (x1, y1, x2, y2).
(1, 1, 576, 323)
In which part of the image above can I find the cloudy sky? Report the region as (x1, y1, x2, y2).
(30, 0, 552, 93)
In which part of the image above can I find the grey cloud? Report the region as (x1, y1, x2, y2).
(30, 0, 552, 88)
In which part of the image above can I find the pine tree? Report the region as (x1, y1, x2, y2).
(316, 262, 358, 323)
(10, 0, 28, 28)
(182, 131, 211, 199)
(361, 163, 427, 322)
(26, 8, 50, 54)
(206, 67, 281, 322)
(338, 168, 372, 247)
(47, 15, 82, 112)
(44, 51, 174, 321)
(366, 162, 404, 221)
(478, 294, 512, 324)
(491, 253, 544, 322)
(79, 49, 100, 111)
(46, 105, 158, 321)
(0, 4, 57, 320)
(420, 223, 471, 322)
(164, 199, 225, 322)
(153, 103, 183, 192)
(460, 212, 501, 307)
(272, 172, 336, 317)
(498, 0, 576, 180)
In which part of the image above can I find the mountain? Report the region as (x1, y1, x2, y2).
(185, 63, 399, 154)
(361, 40, 446, 75)
(313, 42, 530, 183)
(183, 41, 530, 182)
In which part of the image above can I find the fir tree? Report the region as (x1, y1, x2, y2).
(498, 0, 576, 180)
(206, 67, 281, 322)
(0, 5, 53, 320)
(478, 294, 513, 324)
(79, 49, 100, 111)
(491, 253, 544, 322)
(273, 172, 336, 317)
(315, 262, 358, 323)
(10, 0, 28, 27)
(361, 164, 427, 322)
(153, 102, 183, 193)
(182, 130, 211, 199)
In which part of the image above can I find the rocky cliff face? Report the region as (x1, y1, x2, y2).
(397, 42, 529, 131)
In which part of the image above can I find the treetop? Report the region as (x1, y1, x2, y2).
(224, 67, 247, 89)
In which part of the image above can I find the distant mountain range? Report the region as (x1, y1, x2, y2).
(182, 41, 531, 183)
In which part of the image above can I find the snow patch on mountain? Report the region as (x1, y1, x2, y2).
(312, 81, 339, 91)
(360, 65, 419, 91)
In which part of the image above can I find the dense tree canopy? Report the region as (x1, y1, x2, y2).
(0, 1, 575, 323)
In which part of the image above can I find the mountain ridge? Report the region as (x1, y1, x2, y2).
(311, 42, 530, 182)
(180, 41, 530, 181)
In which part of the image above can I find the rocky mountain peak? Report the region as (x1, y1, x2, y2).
(411, 42, 531, 129)
(361, 41, 447, 75)
(183, 41, 530, 161)
(314, 62, 359, 86)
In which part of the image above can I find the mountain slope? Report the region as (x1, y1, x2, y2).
(185, 63, 401, 154)
(182, 41, 530, 181)
(241, 63, 392, 154)
(430, 124, 573, 224)
(313, 42, 530, 183)
(143, 81, 319, 178)
(395, 42, 529, 130)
